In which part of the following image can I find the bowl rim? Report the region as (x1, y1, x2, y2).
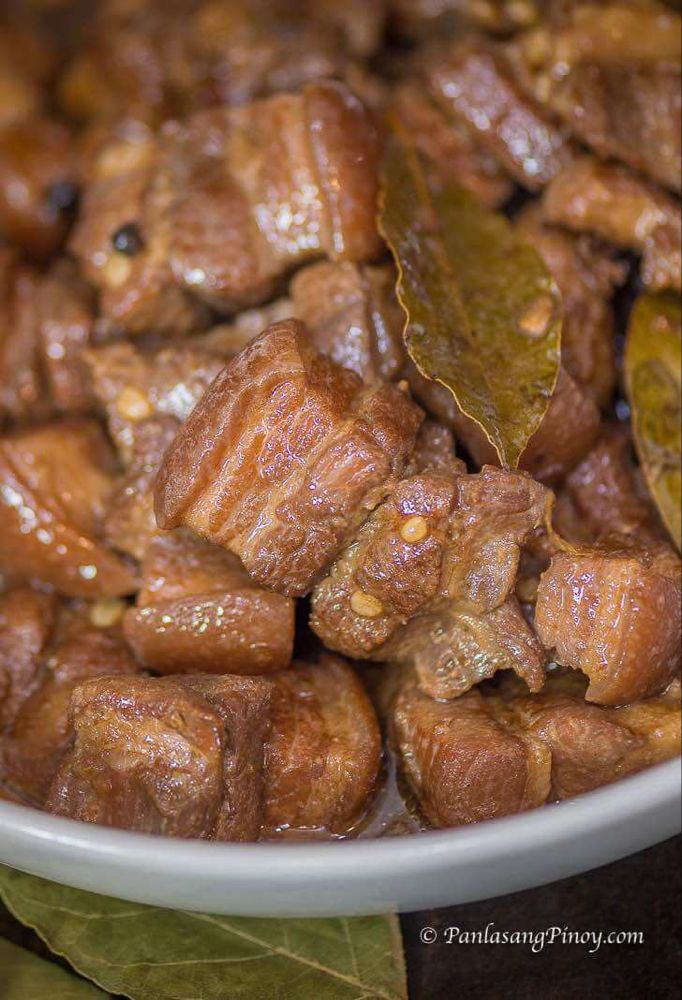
(1, 757, 680, 879)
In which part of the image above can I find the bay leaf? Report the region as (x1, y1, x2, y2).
(625, 292, 682, 550)
(379, 126, 562, 469)
(0, 938, 108, 999)
(0, 868, 407, 1000)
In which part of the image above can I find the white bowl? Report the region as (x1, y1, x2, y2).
(0, 758, 679, 916)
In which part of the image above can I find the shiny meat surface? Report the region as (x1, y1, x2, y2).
(71, 81, 382, 333)
(1, 607, 139, 805)
(290, 262, 406, 384)
(544, 158, 682, 292)
(393, 677, 551, 827)
(392, 80, 514, 208)
(85, 339, 227, 462)
(516, 205, 624, 408)
(69, 121, 205, 337)
(312, 465, 549, 695)
(156, 320, 423, 596)
(513, 5, 682, 191)
(501, 671, 682, 800)
(393, 668, 681, 828)
(536, 543, 682, 705)
(124, 531, 295, 675)
(264, 656, 381, 837)
(0, 420, 138, 599)
(47, 673, 273, 840)
(548, 66, 681, 194)
(0, 0, 679, 843)
(0, 254, 95, 426)
(561, 428, 666, 544)
(424, 38, 575, 190)
(409, 420, 465, 477)
(102, 416, 180, 561)
(0, 587, 56, 728)
(385, 597, 546, 699)
(311, 472, 461, 659)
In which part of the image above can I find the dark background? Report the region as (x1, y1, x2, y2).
(1, 837, 680, 998)
(402, 836, 681, 999)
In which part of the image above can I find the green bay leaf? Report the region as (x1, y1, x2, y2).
(0, 937, 108, 999)
(625, 292, 682, 550)
(0, 867, 407, 1000)
(379, 127, 562, 469)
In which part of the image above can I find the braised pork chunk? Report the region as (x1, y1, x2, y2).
(124, 532, 295, 675)
(156, 320, 423, 596)
(71, 82, 381, 334)
(0, 420, 138, 599)
(1, 603, 138, 805)
(394, 669, 681, 827)
(264, 656, 382, 837)
(536, 542, 682, 705)
(312, 465, 549, 696)
(0, 117, 78, 259)
(393, 677, 552, 827)
(47, 673, 272, 840)
(544, 158, 681, 292)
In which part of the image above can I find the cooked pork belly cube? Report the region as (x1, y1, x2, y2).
(513, 5, 681, 191)
(544, 158, 681, 292)
(0, 420, 138, 599)
(550, 66, 680, 194)
(0, 252, 53, 427)
(71, 81, 382, 334)
(423, 38, 575, 190)
(124, 532, 294, 675)
(290, 262, 406, 384)
(85, 339, 227, 463)
(0, 587, 57, 729)
(70, 121, 206, 336)
(516, 205, 624, 409)
(384, 597, 546, 700)
(311, 471, 460, 659)
(103, 417, 179, 561)
(47, 673, 272, 841)
(264, 656, 381, 837)
(0, 260, 92, 429)
(1, 608, 138, 805)
(536, 543, 682, 705)
(560, 427, 667, 545)
(408, 365, 601, 484)
(393, 678, 552, 827)
(392, 80, 514, 209)
(409, 420, 465, 477)
(156, 320, 423, 596)
(0, 117, 78, 259)
(0, 255, 95, 427)
(312, 466, 548, 695)
(499, 672, 682, 800)
(178, 674, 273, 842)
(393, 667, 681, 829)
(59, 0, 386, 125)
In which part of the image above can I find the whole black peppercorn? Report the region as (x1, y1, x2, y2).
(45, 180, 79, 216)
(111, 222, 144, 256)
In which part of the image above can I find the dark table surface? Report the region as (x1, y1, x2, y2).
(402, 836, 681, 999)
(1, 836, 679, 998)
